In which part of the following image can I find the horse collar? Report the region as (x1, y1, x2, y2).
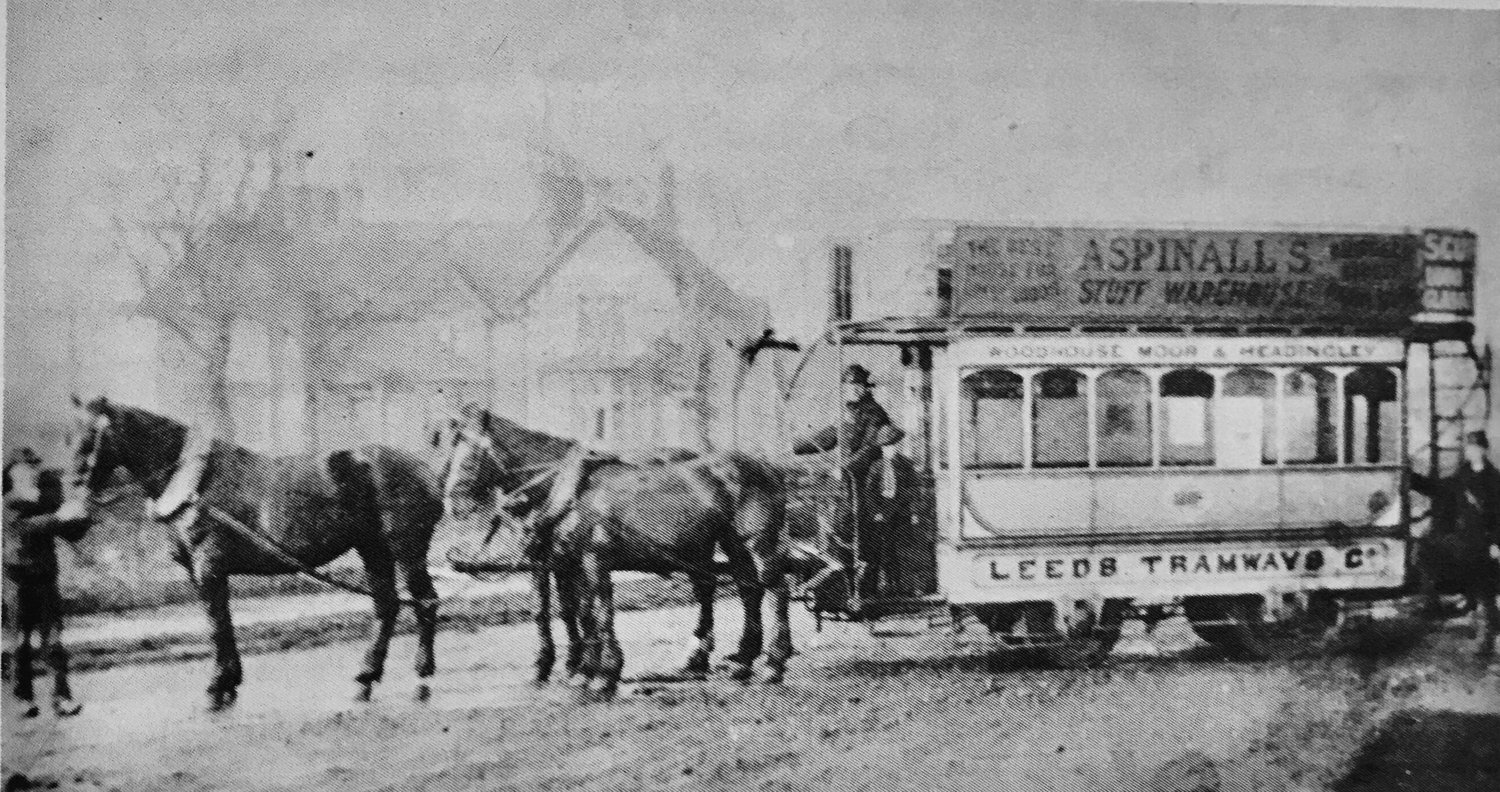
(152, 427, 215, 524)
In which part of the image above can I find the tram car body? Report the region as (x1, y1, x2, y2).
(794, 222, 1485, 659)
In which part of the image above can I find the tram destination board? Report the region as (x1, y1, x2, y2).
(948, 226, 1425, 327)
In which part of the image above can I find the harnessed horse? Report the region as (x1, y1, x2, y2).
(438, 407, 794, 697)
(58, 396, 446, 710)
(4, 461, 85, 717)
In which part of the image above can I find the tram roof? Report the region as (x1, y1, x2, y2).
(831, 316, 1474, 346)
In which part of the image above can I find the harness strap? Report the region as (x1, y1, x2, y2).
(196, 502, 437, 608)
(152, 425, 215, 523)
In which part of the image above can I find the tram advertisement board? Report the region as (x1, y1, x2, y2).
(948, 226, 1425, 327)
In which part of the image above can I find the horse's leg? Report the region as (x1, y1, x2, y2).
(762, 568, 793, 685)
(195, 572, 242, 711)
(721, 540, 765, 683)
(533, 569, 556, 684)
(683, 577, 716, 678)
(14, 628, 38, 718)
(557, 566, 586, 683)
(40, 622, 80, 717)
(580, 550, 622, 696)
(354, 541, 400, 702)
(1476, 590, 1498, 658)
(397, 555, 439, 699)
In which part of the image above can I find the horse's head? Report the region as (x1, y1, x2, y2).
(433, 404, 508, 521)
(53, 395, 123, 530)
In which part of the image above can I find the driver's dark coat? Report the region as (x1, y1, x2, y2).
(792, 393, 905, 475)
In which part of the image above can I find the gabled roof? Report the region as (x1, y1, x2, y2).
(442, 221, 555, 319)
(513, 206, 764, 330)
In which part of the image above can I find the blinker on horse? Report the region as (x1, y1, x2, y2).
(439, 406, 794, 697)
(61, 396, 446, 710)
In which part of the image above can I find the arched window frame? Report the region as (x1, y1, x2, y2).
(1031, 367, 1089, 469)
(1342, 364, 1403, 466)
(1158, 367, 1217, 467)
(1094, 367, 1153, 469)
(1221, 367, 1279, 467)
(1279, 366, 1341, 466)
(959, 367, 1026, 470)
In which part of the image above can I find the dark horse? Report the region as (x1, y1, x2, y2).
(58, 397, 445, 709)
(438, 407, 793, 697)
(4, 459, 86, 717)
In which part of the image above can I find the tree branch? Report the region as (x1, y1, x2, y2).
(323, 225, 463, 341)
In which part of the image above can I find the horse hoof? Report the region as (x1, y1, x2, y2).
(52, 698, 82, 717)
(728, 663, 754, 683)
(21, 703, 40, 719)
(207, 691, 236, 712)
(355, 684, 374, 703)
(762, 669, 785, 685)
(415, 684, 432, 703)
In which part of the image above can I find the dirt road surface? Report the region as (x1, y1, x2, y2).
(5, 603, 1499, 792)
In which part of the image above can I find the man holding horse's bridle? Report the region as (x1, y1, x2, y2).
(793, 364, 907, 600)
(4, 446, 86, 716)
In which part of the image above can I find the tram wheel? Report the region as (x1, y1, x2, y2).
(1041, 599, 1127, 668)
(980, 600, 1127, 668)
(1184, 593, 1339, 660)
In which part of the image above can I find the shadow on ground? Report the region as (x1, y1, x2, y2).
(1334, 710, 1500, 792)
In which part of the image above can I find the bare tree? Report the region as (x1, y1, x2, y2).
(113, 134, 279, 440)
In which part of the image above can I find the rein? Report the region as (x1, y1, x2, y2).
(192, 502, 437, 608)
(124, 422, 444, 608)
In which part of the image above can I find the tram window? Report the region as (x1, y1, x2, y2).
(1283, 368, 1337, 464)
(1345, 367, 1400, 464)
(1033, 369, 1087, 468)
(962, 368, 1023, 469)
(1160, 369, 1214, 466)
(1097, 369, 1151, 468)
(1221, 369, 1277, 467)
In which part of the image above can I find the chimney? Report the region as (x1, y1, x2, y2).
(536, 147, 587, 245)
(654, 162, 677, 230)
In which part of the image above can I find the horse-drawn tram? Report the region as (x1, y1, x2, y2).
(792, 223, 1486, 663)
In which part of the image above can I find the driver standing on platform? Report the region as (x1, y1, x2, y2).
(793, 364, 906, 597)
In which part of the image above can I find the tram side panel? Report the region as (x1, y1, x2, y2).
(931, 337, 1410, 608)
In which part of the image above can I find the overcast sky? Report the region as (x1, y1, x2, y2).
(5, 0, 1499, 424)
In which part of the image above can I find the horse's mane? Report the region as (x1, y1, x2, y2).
(478, 409, 577, 472)
(92, 402, 259, 499)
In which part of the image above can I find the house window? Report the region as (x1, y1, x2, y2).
(579, 295, 627, 355)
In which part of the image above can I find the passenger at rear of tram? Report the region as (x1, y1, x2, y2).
(1410, 430, 1500, 654)
(793, 364, 906, 595)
